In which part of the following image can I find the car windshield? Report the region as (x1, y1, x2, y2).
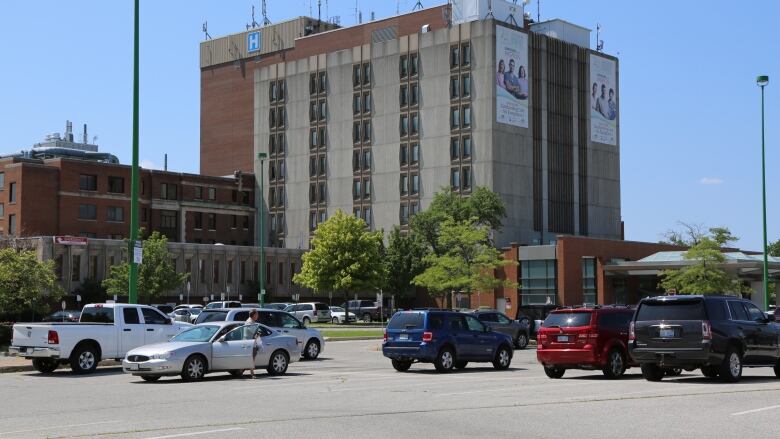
(387, 312, 425, 330)
(331, 307, 344, 312)
(196, 311, 228, 324)
(637, 300, 706, 321)
(190, 308, 202, 315)
(171, 325, 221, 342)
(542, 312, 592, 328)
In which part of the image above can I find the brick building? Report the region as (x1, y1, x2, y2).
(0, 156, 256, 245)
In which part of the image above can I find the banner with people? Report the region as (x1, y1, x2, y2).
(495, 26, 529, 128)
(589, 55, 618, 145)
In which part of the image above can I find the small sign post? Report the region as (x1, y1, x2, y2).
(133, 241, 143, 264)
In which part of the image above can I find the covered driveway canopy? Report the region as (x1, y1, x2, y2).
(604, 251, 780, 281)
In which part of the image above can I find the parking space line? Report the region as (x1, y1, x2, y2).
(0, 420, 121, 436)
(732, 404, 780, 416)
(143, 428, 244, 439)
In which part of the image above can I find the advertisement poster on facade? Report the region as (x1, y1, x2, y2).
(589, 55, 618, 145)
(495, 26, 529, 128)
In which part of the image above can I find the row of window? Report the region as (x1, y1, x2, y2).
(308, 182, 327, 205)
(450, 166, 473, 192)
(352, 121, 372, 144)
(269, 107, 286, 130)
(399, 53, 419, 78)
(352, 178, 372, 201)
(309, 209, 328, 230)
(269, 133, 285, 156)
(450, 74, 472, 99)
(352, 149, 372, 173)
(309, 155, 327, 177)
(78, 205, 124, 222)
(268, 160, 286, 181)
(399, 113, 420, 137)
(353, 206, 372, 227)
(450, 105, 472, 130)
(400, 173, 420, 196)
(399, 83, 420, 108)
(77, 174, 124, 193)
(309, 127, 327, 149)
(399, 202, 421, 225)
(309, 99, 327, 122)
(450, 136, 473, 161)
(193, 212, 250, 231)
(309, 71, 327, 96)
(269, 79, 286, 103)
(268, 186, 285, 208)
(352, 92, 372, 115)
(352, 63, 371, 88)
(400, 143, 420, 167)
(450, 42, 472, 70)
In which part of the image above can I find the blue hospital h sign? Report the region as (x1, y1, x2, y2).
(247, 31, 261, 53)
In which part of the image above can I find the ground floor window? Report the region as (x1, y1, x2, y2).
(520, 259, 557, 305)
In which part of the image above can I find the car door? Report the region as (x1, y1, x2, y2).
(140, 307, 176, 344)
(120, 307, 145, 354)
(744, 302, 776, 364)
(212, 324, 255, 371)
(276, 312, 307, 345)
(253, 326, 274, 367)
(496, 313, 519, 339)
(465, 315, 495, 360)
(728, 301, 759, 364)
(448, 315, 478, 359)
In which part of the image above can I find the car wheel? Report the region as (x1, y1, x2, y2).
(453, 360, 468, 369)
(602, 349, 626, 379)
(181, 355, 206, 381)
(70, 343, 99, 374)
(302, 317, 311, 326)
(267, 350, 289, 375)
(332, 317, 340, 324)
(701, 365, 719, 378)
(141, 375, 161, 382)
(229, 370, 244, 378)
(392, 359, 412, 372)
(665, 368, 683, 376)
(303, 339, 321, 360)
(434, 347, 455, 373)
(493, 345, 512, 370)
(774, 359, 780, 378)
(362, 313, 372, 323)
(514, 333, 529, 350)
(719, 347, 742, 383)
(543, 366, 565, 379)
(32, 358, 58, 374)
(640, 364, 664, 381)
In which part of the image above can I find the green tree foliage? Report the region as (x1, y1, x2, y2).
(659, 238, 747, 295)
(383, 227, 428, 298)
(768, 239, 780, 257)
(102, 231, 188, 304)
(413, 218, 516, 301)
(661, 222, 738, 247)
(293, 211, 387, 319)
(74, 278, 107, 304)
(0, 248, 61, 315)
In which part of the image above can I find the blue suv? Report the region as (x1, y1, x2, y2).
(382, 310, 515, 372)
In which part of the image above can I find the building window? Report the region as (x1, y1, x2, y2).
(270, 81, 278, 102)
(199, 260, 206, 283)
(450, 168, 460, 190)
(107, 206, 124, 222)
(8, 214, 16, 236)
(243, 216, 249, 229)
(411, 174, 420, 195)
(363, 178, 371, 200)
(462, 105, 472, 128)
(353, 93, 361, 114)
(400, 84, 408, 107)
(451, 107, 460, 130)
(194, 212, 203, 229)
(278, 187, 285, 207)
(278, 262, 285, 285)
(309, 157, 317, 177)
(310, 73, 317, 95)
(462, 166, 472, 190)
(79, 174, 97, 191)
(278, 160, 285, 180)
(410, 202, 419, 216)
(309, 101, 317, 122)
(450, 45, 460, 69)
(400, 144, 408, 166)
(400, 114, 409, 137)
(78, 204, 97, 220)
(410, 83, 419, 106)
(318, 71, 327, 93)
(309, 211, 317, 230)
(71, 255, 81, 282)
(362, 63, 371, 85)
(242, 191, 250, 205)
(520, 260, 557, 305)
(353, 122, 361, 144)
(277, 107, 285, 128)
(362, 121, 371, 142)
(582, 258, 597, 304)
(450, 137, 460, 161)
(318, 127, 326, 148)
(450, 76, 460, 99)
(269, 109, 276, 128)
(231, 190, 238, 203)
(410, 53, 419, 76)
(318, 183, 326, 203)
(213, 260, 220, 283)
(400, 204, 409, 225)
(207, 187, 216, 201)
(231, 215, 237, 229)
(8, 182, 16, 203)
(310, 129, 318, 149)
(277, 133, 285, 153)
(400, 174, 408, 195)
(352, 65, 361, 88)
(207, 213, 216, 230)
(463, 136, 472, 158)
(318, 155, 326, 176)
(161, 183, 177, 200)
(141, 207, 148, 222)
(461, 42, 471, 66)
(0, 203, 3, 219)
(400, 55, 408, 78)
(318, 100, 327, 121)
(107, 176, 124, 193)
(410, 113, 419, 136)
(194, 186, 203, 200)
(363, 92, 371, 114)
(352, 151, 360, 173)
(352, 179, 362, 200)
(161, 210, 177, 229)
(462, 73, 471, 97)
(0, 172, 4, 189)
(362, 149, 371, 170)
(269, 188, 276, 207)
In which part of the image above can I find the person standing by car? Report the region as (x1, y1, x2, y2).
(244, 310, 261, 378)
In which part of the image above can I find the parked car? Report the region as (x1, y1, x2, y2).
(204, 301, 242, 310)
(516, 304, 559, 336)
(342, 300, 389, 323)
(9, 303, 192, 374)
(329, 306, 357, 324)
(152, 304, 175, 315)
(629, 295, 780, 382)
(123, 321, 300, 381)
(382, 310, 514, 373)
(194, 308, 325, 359)
(42, 310, 81, 323)
(171, 307, 201, 324)
(241, 303, 260, 308)
(537, 306, 637, 379)
(472, 310, 530, 349)
(263, 303, 291, 311)
(284, 302, 331, 325)
(174, 304, 203, 311)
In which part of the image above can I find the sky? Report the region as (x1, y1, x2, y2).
(0, 1, 777, 251)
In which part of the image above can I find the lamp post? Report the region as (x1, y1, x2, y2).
(128, 0, 140, 304)
(257, 152, 267, 307)
(757, 75, 770, 310)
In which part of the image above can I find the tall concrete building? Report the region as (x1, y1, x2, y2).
(200, 0, 621, 249)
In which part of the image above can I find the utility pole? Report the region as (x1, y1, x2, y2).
(257, 152, 267, 306)
(757, 75, 769, 310)
(129, 0, 140, 304)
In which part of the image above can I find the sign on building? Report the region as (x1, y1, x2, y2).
(54, 236, 88, 246)
(247, 31, 261, 53)
(589, 55, 618, 145)
(495, 26, 530, 128)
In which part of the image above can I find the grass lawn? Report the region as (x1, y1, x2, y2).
(321, 329, 384, 338)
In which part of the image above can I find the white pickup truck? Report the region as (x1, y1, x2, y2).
(9, 303, 192, 374)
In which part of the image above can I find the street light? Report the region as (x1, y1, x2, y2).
(757, 75, 769, 310)
(257, 152, 268, 307)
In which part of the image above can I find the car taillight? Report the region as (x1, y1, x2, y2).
(702, 321, 712, 340)
(628, 321, 635, 342)
(422, 331, 433, 342)
(48, 330, 59, 345)
(383, 331, 387, 342)
(538, 333, 548, 341)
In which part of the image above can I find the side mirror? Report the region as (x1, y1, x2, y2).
(484, 325, 492, 332)
(165, 318, 172, 325)
(216, 336, 227, 343)
(765, 314, 776, 323)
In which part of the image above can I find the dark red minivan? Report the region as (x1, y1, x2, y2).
(536, 307, 637, 379)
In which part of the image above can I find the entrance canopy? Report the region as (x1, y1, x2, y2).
(604, 251, 780, 281)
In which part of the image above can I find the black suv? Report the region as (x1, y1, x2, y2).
(629, 295, 780, 382)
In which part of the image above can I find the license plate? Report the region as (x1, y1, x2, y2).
(130, 363, 139, 371)
(660, 329, 675, 338)
(19, 347, 27, 353)
(557, 335, 569, 342)
(399, 334, 409, 341)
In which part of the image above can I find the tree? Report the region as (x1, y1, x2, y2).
(293, 210, 386, 323)
(659, 238, 747, 295)
(383, 227, 428, 299)
(413, 218, 516, 306)
(102, 231, 187, 304)
(74, 278, 107, 304)
(0, 248, 61, 315)
(660, 222, 738, 247)
(768, 239, 780, 257)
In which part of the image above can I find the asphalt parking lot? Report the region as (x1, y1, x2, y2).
(1, 340, 779, 439)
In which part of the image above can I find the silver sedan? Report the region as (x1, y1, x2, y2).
(122, 321, 301, 382)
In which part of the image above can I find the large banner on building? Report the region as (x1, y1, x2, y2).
(589, 55, 618, 145)
(495, 26, 529, 128)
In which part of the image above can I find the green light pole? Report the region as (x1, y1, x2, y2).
(757, 75, 769, 310)
(128, 0, 141, 304)
(257, 152, 267, 306)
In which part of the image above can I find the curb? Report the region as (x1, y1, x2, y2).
(0, 360, 120, 374)
(324, 336, 383, 342)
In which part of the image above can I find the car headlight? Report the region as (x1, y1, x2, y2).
(150, 352, 172, 360)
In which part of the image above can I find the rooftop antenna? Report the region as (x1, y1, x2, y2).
(202, 21, 212, 40)
(505, 0, 519, 25)
(308, 0, 312, 16)
(396, 0, 400, 15)
(318, 0, 321, 24)
(485, 0, 493, 19)
(261, 0, 271, 26)
(412, 0, 423, 11)
(537, 0, 540, 22)
(596, 23, 604, 51)
(92, 135, 98, 145)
